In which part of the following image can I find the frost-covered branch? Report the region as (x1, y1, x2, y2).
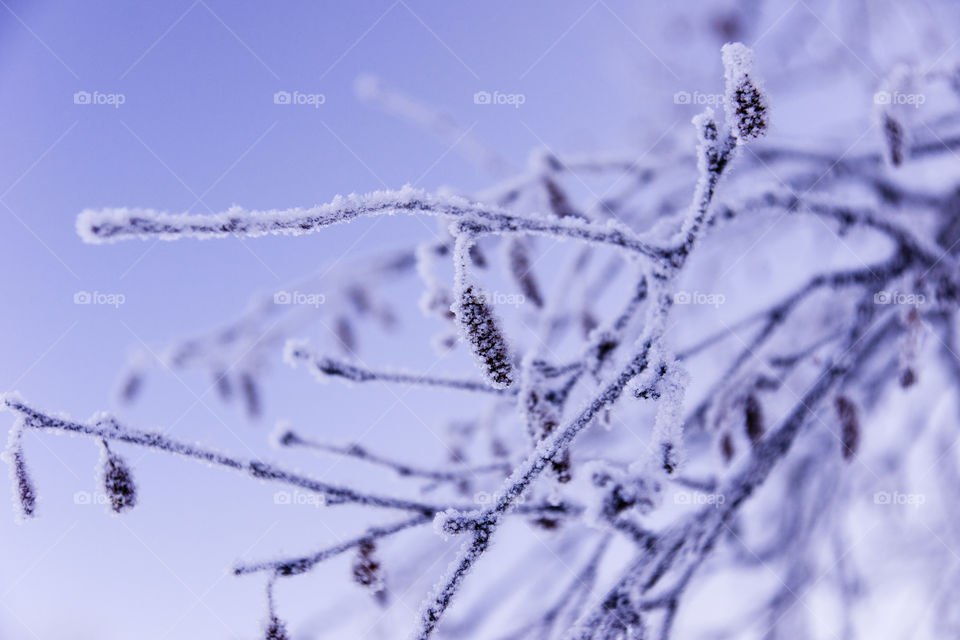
(0, 395, 543, 517)
(284, 339, 516, 396)
(77, 186, 671, 264)
(275, 428, 511, 483)
(234, 513, 431, 577)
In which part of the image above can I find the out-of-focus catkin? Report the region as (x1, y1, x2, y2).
(99, 441, 137, 514)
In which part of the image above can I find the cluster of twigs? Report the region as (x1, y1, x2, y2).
(6, 41, 960, 639)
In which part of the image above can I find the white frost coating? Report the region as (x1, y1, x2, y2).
(650, 354, 689, 475)
(75, 185, 668, 263)
(77, 185, 424, 243)
(284, 338, 515, 395)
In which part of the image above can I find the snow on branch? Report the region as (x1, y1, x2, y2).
(284, 339, 516, 395)
(77, 185, 670, 263)
(0, 395, 507, 515)
(234, 514, 430, 577)
(274, 427, 511, 483)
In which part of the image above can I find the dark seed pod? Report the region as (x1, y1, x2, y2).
(881, 113, 907, 167)
(899, 367, 916, 388)
(100, 441, 137, 514)
(543, 177, 580, 219)
(334, 315, 357, 354)
(744, 393, 764, 446)
(240, 373, 261, 419)
(467, 243, 487, 269)
(213, 370, 232, 400)
(346, 285, 372, 314)
(661, 442, 679, 474)
(5, 425, 37, 522)
(352, 539, 385, 595)
(720, 432, 735, 465)
(452, 283, 514, 388)
(552, 452, 573, 484)
(507, 239, 544, 308)
(835, 396, 860, 461)
(264, 616, 289, 640)
(118, 371, 143, 404)
(531, 516, 560, 530)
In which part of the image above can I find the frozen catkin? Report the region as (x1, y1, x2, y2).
(899, 307, 926, 387)
(3, 419, 36, 522)
(721, 42, 769, 142)
(99, 441, 137, 514)
(520, 359, 571, 483)
(744, 393, 764, 446)
(834, 396, 860, 461)
(240, 372, 261, 419)
(118, 370, 143, 404)
(542, 176, 581, 219)
(451, 236, 514, 389)
(264, 617, 289, 640)
(506, 238, 544, 308)
(877, 65, 915, 167)
(352, 539, 387, 602)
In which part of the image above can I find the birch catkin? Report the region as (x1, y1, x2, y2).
(99, 441, 137, 514)
(451, 236, 515, 389)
